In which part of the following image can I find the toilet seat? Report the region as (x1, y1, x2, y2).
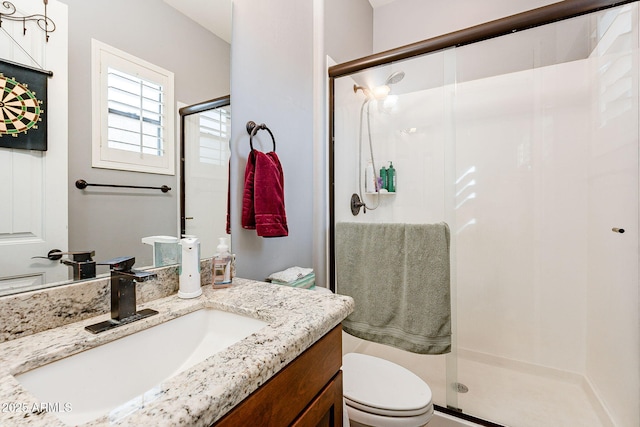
(344, 396, 431, 417)
(346, 403, 434, 427)
(342, 352, 433, 419)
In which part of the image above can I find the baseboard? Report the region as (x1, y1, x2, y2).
(457, 348, 583, 384)
(581, 375, 616, 427)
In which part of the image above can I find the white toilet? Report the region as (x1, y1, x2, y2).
(310, 287, 433, 426)
(342, 352, 434, 427)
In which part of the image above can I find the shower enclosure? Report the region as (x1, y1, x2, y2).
(329, 1, 639, 426)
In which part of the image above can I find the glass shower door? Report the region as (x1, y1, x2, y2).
(331, 4, 639, 426)
(333, 49, 460, 412)
(450, 4, 639, 426)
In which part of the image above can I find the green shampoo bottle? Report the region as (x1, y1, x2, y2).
(387, 162, 396, 192)
(379, 166, 388, 191)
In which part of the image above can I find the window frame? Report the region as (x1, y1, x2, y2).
(91, 39, 175, 175)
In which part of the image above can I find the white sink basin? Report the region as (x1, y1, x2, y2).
(15, 309, 267, 425)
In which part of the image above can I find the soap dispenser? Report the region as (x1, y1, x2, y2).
(141, 235, 179, 267)
(212, 237, 232, 288)
(178, 235, 202, 298)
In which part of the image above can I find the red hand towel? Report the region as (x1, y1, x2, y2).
(242, 150, 288, 237)
(242, 150, 257, 230)
(225, 159, 231, 235)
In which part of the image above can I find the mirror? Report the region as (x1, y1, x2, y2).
(180, 96, 232, 260)
(0, 0, 231, 297)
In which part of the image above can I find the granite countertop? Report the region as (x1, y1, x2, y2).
(0, 278, 354, 426)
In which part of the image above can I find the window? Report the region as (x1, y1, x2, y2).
(91, 39, 175, 174)
(198, 106, 231, 166)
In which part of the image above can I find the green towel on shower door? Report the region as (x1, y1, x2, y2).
(335, 222, 451, 355)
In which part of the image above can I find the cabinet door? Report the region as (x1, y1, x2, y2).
(291, 371, 343, 427)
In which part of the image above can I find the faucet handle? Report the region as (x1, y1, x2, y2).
(31, 249, 64, 261)
(98, 256, 136, 272)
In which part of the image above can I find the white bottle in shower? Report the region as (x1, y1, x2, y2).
(365, 161, 376, 193)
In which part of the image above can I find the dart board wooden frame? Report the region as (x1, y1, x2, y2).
(0, 59, 48, 151)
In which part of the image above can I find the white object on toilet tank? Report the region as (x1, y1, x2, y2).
(178, 236, 202, 298)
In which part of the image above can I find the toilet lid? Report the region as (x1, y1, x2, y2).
(342, 353, 433, 414)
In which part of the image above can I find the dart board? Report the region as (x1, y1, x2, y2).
(0, 60, 48, 151)
(0, 74, 42, 135)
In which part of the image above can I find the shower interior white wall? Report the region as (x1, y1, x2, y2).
(335, 5, 639, 426)
(454, 60, 591, 372)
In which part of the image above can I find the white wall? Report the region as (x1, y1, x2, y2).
(324, 0, 374, 63)
(453, 60, 590, 371)
(372, 0, 563, 53)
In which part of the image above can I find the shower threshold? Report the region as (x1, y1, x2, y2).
(433, 406, 506, 427)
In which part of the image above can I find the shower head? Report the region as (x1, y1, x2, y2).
(385, 71, 405, 86)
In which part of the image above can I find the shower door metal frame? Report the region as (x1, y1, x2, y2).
(327, 0, 639, 424)
(179, 95, 231, 237)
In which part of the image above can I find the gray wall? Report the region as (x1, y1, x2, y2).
(325, 0, 373, 64)
(231, 0, 315, 281)
(230, 0, 372, 284)
(60, 0, 230, 269)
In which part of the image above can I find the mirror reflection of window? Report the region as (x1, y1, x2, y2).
(198, 107, 231, 165)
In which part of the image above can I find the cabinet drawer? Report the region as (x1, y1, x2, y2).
(214, 324, 343, 426)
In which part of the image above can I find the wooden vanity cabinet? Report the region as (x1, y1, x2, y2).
(213, 324, 344, 427)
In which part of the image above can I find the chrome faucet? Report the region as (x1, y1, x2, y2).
(85, 256, 158, 334)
